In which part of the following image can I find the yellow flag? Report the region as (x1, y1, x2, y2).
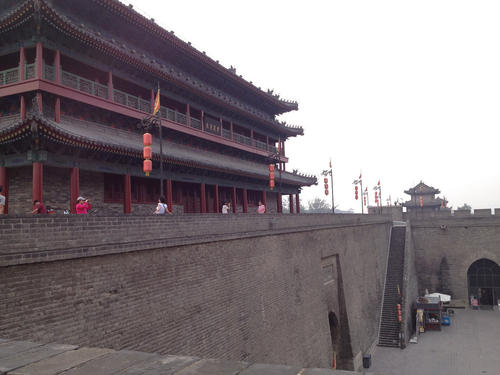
(152, 88, 160, 115)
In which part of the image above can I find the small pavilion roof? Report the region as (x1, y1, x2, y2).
(404, 181, 440, 196)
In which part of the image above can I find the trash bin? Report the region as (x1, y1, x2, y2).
(442, 316, 451, 326)
(363, 354, 371, 369)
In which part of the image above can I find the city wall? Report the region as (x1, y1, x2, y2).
(0, 213, 391, 370)
(409, 210, 500, 299)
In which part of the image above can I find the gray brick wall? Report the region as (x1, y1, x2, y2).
(0, 214, 391, 370)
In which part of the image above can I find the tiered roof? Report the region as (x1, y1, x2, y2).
(0, 0, 303, 137)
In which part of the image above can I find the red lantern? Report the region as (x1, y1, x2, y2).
(419, 196, 423, 207)
(269, 164, 275, 190)
(324, 178, 328, 184)
(143, 133, 152, 146)
(364, 196, 367, 206)
(324, 183, 328, 189)
(143, 146, 152, 159)
(325, 189, 329, 195)
(143, 159, 152, 176)
(355, 185, 358, 200)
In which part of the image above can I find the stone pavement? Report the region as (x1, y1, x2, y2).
(371, 308, 500, 375)
(0, 338, 375, 375)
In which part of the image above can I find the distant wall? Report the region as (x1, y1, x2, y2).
(411, 213, 500, 299)
(0, 214, 391, 370)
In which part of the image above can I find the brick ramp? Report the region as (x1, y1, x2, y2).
(0, 339, 376, 375)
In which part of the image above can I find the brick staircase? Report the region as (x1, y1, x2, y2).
(378, 226, 406, 347)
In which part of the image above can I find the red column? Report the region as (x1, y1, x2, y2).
(166, 179, 173, 212)
(262, 190, 267, 208)
(35, 42, 43, 79)
(36, 92, 43, 114)
(54, 50, 61, 84)
(296, 194, 300, 214)
(266, 136, 269, 151)
(201, 110, 205, 131)
(20, 95, 26, 119)
(214, 184, 219, 213)
(230, 121, 234, 139)
(124, 174, 131, 214)
(107, 71, 113, 101)
(186, 104, 191, 127)
(289, 194, 294, 214)
(242, 188, 248, 213)
(200, 183, 206, 213)
(250, 129, 254, 146)
(277, 193, 282, 213)
(232, 187, 237, 213)
(70, 167, 79, 214)
(55, 97, 60, 122)
(19, 46, 25, 81)
(32, 163, 43, 204)
(0, 167, 8, 214)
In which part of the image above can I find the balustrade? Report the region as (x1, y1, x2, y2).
(0, 67, 19, 85)
(254, 139, 267, 151)
(0, 63, 278, 155)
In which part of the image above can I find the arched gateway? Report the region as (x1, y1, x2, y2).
(467, 258, 500, 307)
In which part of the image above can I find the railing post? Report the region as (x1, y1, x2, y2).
(230, 121, 233, 140)
(186, 104, 191, 127)
(201, 110, 204, 131)
(108, 71, 113, 101)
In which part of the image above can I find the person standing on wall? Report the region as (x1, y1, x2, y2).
(76, 196, 91, 214)
(222, 201, 229, 214)
(32, 200, 47, 214)
(257, 200, 266, 214)
(0, 185, 5, 214)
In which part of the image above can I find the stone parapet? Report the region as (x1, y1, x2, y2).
(0, 213, 391, 267)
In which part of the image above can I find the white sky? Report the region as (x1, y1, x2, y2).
(128, 0, 500, 211)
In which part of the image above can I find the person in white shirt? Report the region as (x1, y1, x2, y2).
(154, 196, 172, 215)
(222, 201, 229, 214)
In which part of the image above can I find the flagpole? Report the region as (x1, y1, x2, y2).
(156, 82, 163, 196)
(360, 175, 364, 214)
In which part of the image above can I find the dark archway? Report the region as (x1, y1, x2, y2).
(467, 258, 500, 307)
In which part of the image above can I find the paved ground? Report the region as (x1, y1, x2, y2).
(371, 308, 500, 375)
(0, 338, 372, 375)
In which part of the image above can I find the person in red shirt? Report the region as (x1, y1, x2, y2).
(76, 196, 91, 214)
(31, 200, 47, 214)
